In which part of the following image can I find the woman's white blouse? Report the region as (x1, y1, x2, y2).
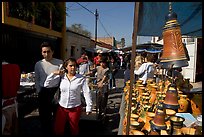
(44, 73, 92, 112)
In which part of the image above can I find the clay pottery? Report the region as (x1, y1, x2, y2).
(181, 127, 196, 135)
(166, 109, 176, 116)
(160, 129, 169, 135)
(163, 83, 179, 110)
(130, 120, 141, 130)
(191, 94, 202, 115)
(178, 94, 189, 112)
(146, 111, 155, 118)
(165, 120, 171, 130)
(172, 128, 182, 135)
(149, 129, 160, 135)
(149, 85, 158, 104)
(132, 92, 136, 97)
(150, 109, 167, 130)
(142, 112, 155, 132)
(137, 87, 146, 101)
(132, 97, 137, 105)
(131, 113, 139, 121)
(130, 129, 145, 135)
(170, 116, 185, 135)
(136, 80, 143, 86)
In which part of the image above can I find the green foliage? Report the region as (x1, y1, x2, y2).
(8, 2, 65, 32)
(68, 24, 92, 37)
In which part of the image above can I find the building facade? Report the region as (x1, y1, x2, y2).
(2, 2, 66, 72)
(66, 30, 95, 59)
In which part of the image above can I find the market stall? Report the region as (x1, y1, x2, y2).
(121, 2, 202, 135)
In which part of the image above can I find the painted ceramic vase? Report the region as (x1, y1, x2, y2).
(178, 94, 189, 112)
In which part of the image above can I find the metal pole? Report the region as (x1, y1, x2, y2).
(126, 2, 140, 135)
(95, 9, 98, 47)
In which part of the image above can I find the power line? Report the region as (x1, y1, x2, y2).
(76, 2, 95, 15)
(76, 2, 112, 38)
(98, 18, 112, 38)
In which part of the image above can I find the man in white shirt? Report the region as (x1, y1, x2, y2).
(34, 42, 63, 135)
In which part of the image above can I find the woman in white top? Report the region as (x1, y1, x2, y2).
(44, 58, 92, 135)
(134, 54, 155, 85)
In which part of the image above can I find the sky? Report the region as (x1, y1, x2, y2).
(66, 2, 151, 47)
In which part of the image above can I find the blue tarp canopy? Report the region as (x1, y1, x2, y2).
(137, 2, 202, 37)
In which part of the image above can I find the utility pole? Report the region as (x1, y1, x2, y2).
(95, 9, 98, 48)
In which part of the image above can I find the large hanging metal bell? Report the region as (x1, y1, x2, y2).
(159, 9, 189, 69)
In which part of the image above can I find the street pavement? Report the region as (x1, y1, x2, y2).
(17, 69, 125, 135)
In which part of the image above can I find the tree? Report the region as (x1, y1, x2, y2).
(68, 24, 92, 37)
(121, 38, 125, 48)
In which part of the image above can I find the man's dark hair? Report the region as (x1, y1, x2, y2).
(40, 42, 54, 51)
(100, 56, 108, 65)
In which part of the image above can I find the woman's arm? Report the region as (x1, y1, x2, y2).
(134, 63, 146, 75)
(44, 72, 61, 88)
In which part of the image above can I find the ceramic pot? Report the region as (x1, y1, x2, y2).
(181, 127, 196, 135)
(163, 83, 179, 110)
(170, 116, 185, 135)
(178, 94, 189, 112)
(142, 112, 155, 132)
(149, 85, 157, 104)
(130, 129, 145, 135)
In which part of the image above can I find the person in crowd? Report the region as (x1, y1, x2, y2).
(109, 57, 118, 89)
(93, 52, 102, 68)
(2, 61, 20, 135)
(77, 52, 90, 76)
(44, 58, 92, 135)
(93, 57, 110, 119)
(124, 54, 129, 68)
(124, 63, 131, 87)
(134, 54, 155, 85)
(34, 42, 63, 134)
(119, 54, 123, 69)
(134, 54, 144, 81)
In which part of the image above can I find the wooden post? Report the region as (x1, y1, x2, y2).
(32, 2, 35, 24)
(60, 2, 67, 60)
(49, 8, 52, 30)
(6, 2, 9, 16)
(126, 2, 140, 135)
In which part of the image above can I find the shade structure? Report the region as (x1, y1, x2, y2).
(137, 2, 202, 37)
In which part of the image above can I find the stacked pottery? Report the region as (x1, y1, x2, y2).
(181, 127, 196, 135)
(149, 85, 158, 104)
(150, 103, 167, 131)
(129, 130, 145, 135)
(135, 80, 143, 87)
(137, 86, 146, 102)
(169, 116, 185, 135)
(141, 111, 155, 132)
(163, 83, 179, 110)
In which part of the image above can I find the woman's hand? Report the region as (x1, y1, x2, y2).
(53, 69, 65, 75)
(97, 81, 103, 88)
(86, 112, 91, 115)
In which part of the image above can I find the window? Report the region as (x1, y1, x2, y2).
(71, 46, 75, 57)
